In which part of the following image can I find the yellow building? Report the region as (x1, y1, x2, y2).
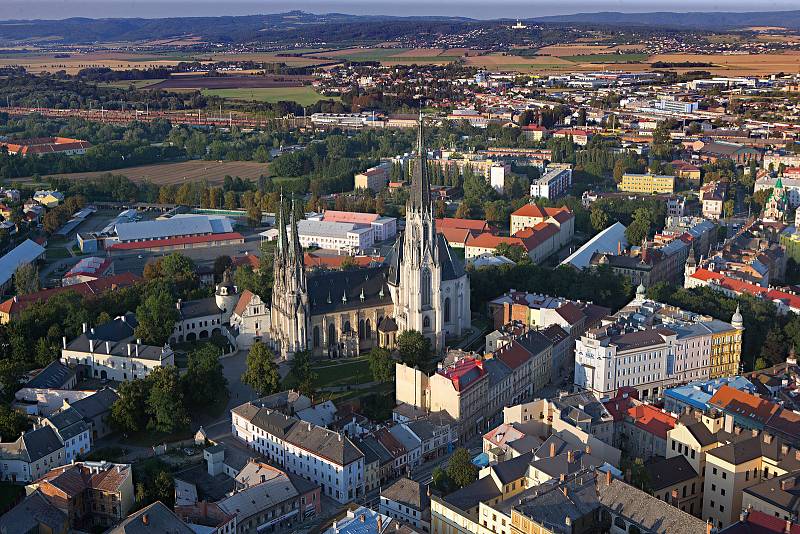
(619, 173, 676, 194)
(709, 306, 744, 378)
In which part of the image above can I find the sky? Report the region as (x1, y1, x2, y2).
(1, 0, 798, 20)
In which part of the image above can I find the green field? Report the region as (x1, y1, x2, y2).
(201, 86, 337, 105)
(98, 79, 165, 89)
(563, 53, 648, 63)
(331, 48, 411, 61)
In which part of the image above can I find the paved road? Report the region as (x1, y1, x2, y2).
(410, 436, 483, 486)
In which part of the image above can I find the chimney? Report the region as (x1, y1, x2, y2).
(782, 444, 789, 456)
(127, 344, 131, 356)
(106, 341, 110, 353)
(671, 489, 679, 507)
(90, 327, 95, 335)
(707, 521, 713, 534)
(724, 414, 734, 433)
(89, 339, 94, 353)
(377, 516, 383, 532)
(560, 473, 566, 482)
(781, 478, 794, 491)
(606, 469, 612, 486)
(142, 513, 149, 526)
(176, 299, 182, 309)
(585, 445, 591, 455)
(752, 428, 759, 437)
(764, 433, 773, 444)
(785, 520, 792, 534)
(550, 442, 556, 458)
(561, 486, 568, 497)
(135, 344, 139, 357)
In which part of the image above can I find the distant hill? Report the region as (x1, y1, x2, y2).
(530, 10, 800, 30)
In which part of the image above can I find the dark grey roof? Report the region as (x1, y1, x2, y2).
(540, 324, 570, 346)
(108, 501, 194, 534)
(683, 418, 717, 447)
(517, 330, 554, 356)
(406, 420, 435, 441)
(386, 233, 466, 286)
(441, 475, 501, 511)
(69, 387, 119, 420)
(484, 358, 512, 388)
(307, 266, 392, 315)
(21, 426, 64, 463)
(513, 471, 600, 529)
(285, 422, 364, 466)
(357, 436, 394, 466)
(742, 472, 800, 512)
(381, 477, 429, 511)
(178, 296, 222, 319)
(492, 451, 534, 485)
(250, 408, 297, 439)
(46, 406, 89, 441)
(88, 312, 137, 341)
(0, 490, 68, 533)
(530, 450, 604, 479)
(645, 455, 699, 492)
(26, 360, 75, 389)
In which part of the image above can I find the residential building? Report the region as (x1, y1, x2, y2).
(510, 204, 573, 237)
(0, 490, 69, 534)
(32, 189, 66, 206)
(672, 160, 702, 184)
(61, 314, 175, 382)
(619, 173, 676, 194)
(231, 400, 365, 503)
(322, 506, 394, 534)
(645, 454, 703, 516)
(702, 181, 728, 219)
(552, 128, 591, 146)
(30, 461, 135, 531)
(43, 407, 91, 462)
(108, 501, 195, 534)
(604, 391, 677, 460)
(0, 425, 66, 483)
(63, 387, 119, 441)
(664, 377, 757, 414)
(355, 162, 391, 191)
(171, 272, 239, 344)
(574, 291, 744, 399)
(529, 167, 573, 201)
(288, 219, 375, 254)
(230, 289, 271, 349)
(379, 477, 431, 532)
(3, 137, 90, 157)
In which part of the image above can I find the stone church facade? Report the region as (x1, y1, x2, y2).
(269, 117, 471, 360)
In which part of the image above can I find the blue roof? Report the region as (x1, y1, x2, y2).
(665, 376, 755, 410)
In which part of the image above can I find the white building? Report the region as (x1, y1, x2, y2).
(230, 290, 271, 349)
(312, 210, 397, 242)
(530, 166, 573, 200)
(489, 164, 510, 194)
(0, 425, 65, 483)
(0, 238, 45, 292)
(61, 314, 174, 382)
(231, 401, 365, 504)
(755, 176, 800, 208)
(560, 222, 628, 270)
(171, 273, 239, 344)
(379, 477, 431, 531)
(43, 406, 91, 462)
(291, 219, 375, 254)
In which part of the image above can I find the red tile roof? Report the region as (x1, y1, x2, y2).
(709, 385, 779, 425)
(438, 357, 485, 392)
(466, 233, 529, 251)
(107, 232, 244, 250)
(437, 227, 478, 246)
(511, 204, 570, 219)
(436, 217, 490, 231)
(493, 340, 532, 370)
(724, 510, 800, 534)
(626, 404, 677, 440)
(233, 289, 255, 317)
(232, 254, 260, 269)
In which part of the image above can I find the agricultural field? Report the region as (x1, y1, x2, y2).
(201, 86, 335, 105)
(648, 52, 800, 75)
(37, 160, 269, 186)
(149, 74, 313, 90)
(562, 53, 648, 63)
(200, 52, 330, 67)
(305, 47, 470, 64)
(97, 79, 165, 89)
(0, 51, 193, 74)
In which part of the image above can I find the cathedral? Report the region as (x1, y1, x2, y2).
(269, 116, 471, 360)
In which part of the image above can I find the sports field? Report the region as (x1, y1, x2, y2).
(201, 86, 336, 105)
(38, 160, 269, 186)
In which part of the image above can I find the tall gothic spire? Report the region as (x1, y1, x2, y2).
(277, 191, 288, 261)
(289, 198, 304, 270)
(409, 112, 431, 212)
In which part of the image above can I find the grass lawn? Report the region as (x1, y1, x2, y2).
(283, 356, 373, 390)
(0, 483, 24, 512)
(45, 247, 71, 259)
(201, 86, 337, 106)
(563, 53, 648, 63)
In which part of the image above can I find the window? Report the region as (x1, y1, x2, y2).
(721, 489, 726, 496)
(421, 268, 431, 307)
(444, 297, 451, 322)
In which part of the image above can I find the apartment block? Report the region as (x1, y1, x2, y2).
(619, 173, 676, 194)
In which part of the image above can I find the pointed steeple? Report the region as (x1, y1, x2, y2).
(289, 198, 304, 270)
(277, 192, 289, 260)
(409, 112, 431, 212)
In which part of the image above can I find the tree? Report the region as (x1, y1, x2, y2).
(154, 470, 175, 507)
(397, 330, 431, 367)
(247, 203, 262, 227)
(146, 367, 190, 434)
(183, 344, 228, 410)
(367, 347, 394, 383)
(242, 341, 280, 396)
(431, 466, 454, 494)
(495, 242, 529, 263)
(454, 202, 472, 219)
(625, 207, 652, 246)
(590, 207, 609, 233)
(14, 263, 40, 295)
(723, 199, 735, 219)
(134, 291, 178, 346)
(289, 350, 316, 397)
(446, 447, 478, 489)
(111, 379, 150, 433)
(213, 255, 232, 278)
(0, 403, 30, 441)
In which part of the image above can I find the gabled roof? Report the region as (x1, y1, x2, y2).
(709, 385, 779, 426)
(645, 455, 698, 492)
(381, 477, 429, 511)
(25, 361, 74, 389)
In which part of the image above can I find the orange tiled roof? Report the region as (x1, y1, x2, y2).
(709, 385, 779, 425)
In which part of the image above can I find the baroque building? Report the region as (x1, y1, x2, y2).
(269, 116, 471, 359)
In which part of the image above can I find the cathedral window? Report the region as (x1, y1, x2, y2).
(444, 298, 451, 322)
(313, 327, 320, 348)
(421, 268, 431, 307)
(423, 316, 431, 329)
(359, 320, 365, 340)
(365, 319, 372, 339)
(328, 324, 336, 344)
(344, 321, 351, 333)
